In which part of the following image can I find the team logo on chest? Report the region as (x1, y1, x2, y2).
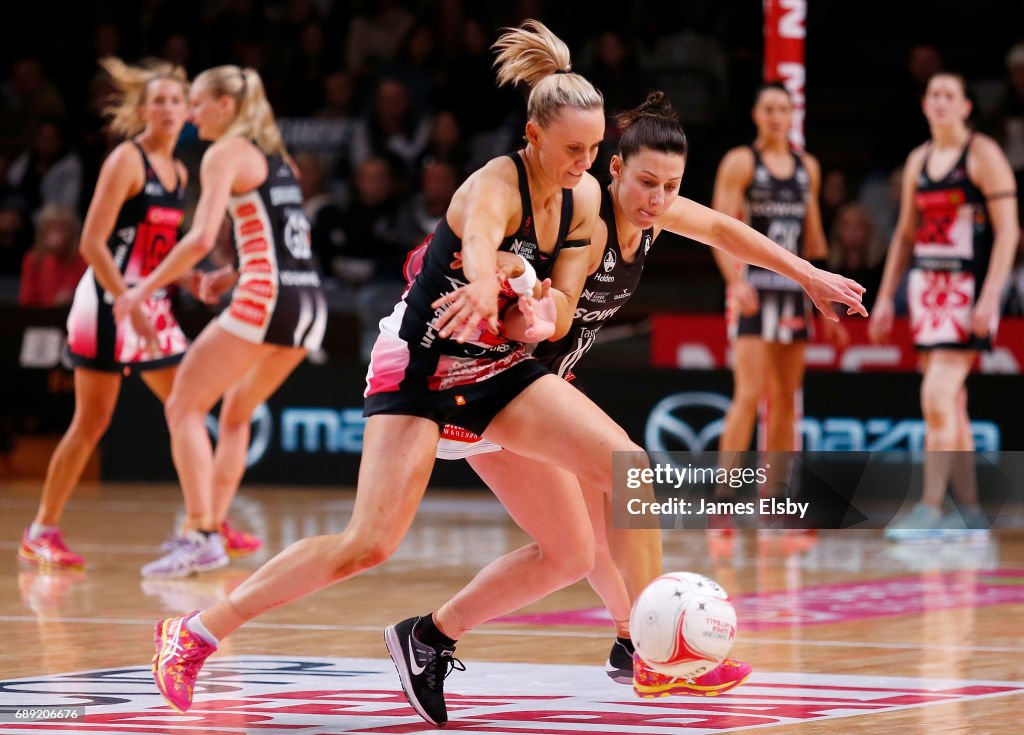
(603, 249, 617, 272)
(643, 233, 653, 255)
(510, 238, 537, 261)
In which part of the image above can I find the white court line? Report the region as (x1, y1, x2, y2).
(0, 615, 1021, 654)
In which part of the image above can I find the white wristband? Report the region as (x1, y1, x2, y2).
(507, 254, 537, 296)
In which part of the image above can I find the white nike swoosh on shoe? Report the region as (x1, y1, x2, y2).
(408, 635, 427, 676)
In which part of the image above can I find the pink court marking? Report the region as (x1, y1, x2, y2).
(496, 569, 1024, 629)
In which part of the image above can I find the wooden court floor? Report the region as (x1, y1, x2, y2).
(1, 481, 1022, 734)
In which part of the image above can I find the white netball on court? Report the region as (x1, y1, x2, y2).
(629, 572, 737, 679)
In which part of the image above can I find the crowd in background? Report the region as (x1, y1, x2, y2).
(1, 0, 1023, 318)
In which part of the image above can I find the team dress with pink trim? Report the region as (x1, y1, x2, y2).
(219, 153, 327, 349)
(66, 141, 188, 373)
(364, 151, 586, 435)
(907, 135, 996, 351)
(436, 185, 653, 459)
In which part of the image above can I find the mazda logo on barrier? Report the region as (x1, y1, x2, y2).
(205, 403, 274, 467)
(644, 391, 732, 452)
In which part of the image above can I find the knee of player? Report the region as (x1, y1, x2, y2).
(543, 536, 596, 583)
(920, 383, 956, 418)
(218, 394, 253, 431)
(341, 531, 402, 573)
(70, 410, 114, 445)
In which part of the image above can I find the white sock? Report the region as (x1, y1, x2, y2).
(29, 523, 58, 540)
(186, 613, 219, 646)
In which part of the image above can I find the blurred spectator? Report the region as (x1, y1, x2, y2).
(584, 30, 654, 118)
(350, 76, 431, 178)
(442, 18, 516, 139)
(318, 69, 357, 120)
(7, 119, 83, 216)
(820, 169, 851, 235)
(160, 33, 194, 75)
(0, 58, 67, 152)
(206, 0, 269, 65)
(18, 204, 86, 307)
(418, 110, 471, 176)
(281, 21, 330, 115)
(991, 43, 1024, 217)
(0, 200, 31, 280)
(828, 202, 884, 312)
(345, 0, 415, 77)
(294, 152, 345, 278)
(876, 43, 945, 170)
(391, 159, 460, 251)
(279, 70, 357, 191)
(324, 155, 404, 287)
(78, 69, 121, 214)
(859, 163, 904, 247)
(381, 21, 446, 111)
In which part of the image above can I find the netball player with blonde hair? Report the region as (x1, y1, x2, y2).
(144, 20, 663, 720)
(19, 57, 190, 570)
(115, 65, 326, 578)
(871, 72, 1018, 539)
(416, 91, 866, 714)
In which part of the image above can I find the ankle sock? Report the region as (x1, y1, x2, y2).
(186, 613, 219, 646)
(29, 523, 58, 540)
(414, 614, 457, 648)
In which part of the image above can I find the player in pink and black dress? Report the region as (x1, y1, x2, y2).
(872, 72, 1018, 539)
(116, 65, 326, 578)
(145, 21, 661, 725)
(427, 92, 866, 702)
(18, 58, 190, 570)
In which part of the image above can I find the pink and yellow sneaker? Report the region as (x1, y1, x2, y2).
(633, 654, 752, 698)
(220, 519, 262, 557)
(18, 528, 85, 569)
(152, 613, 217, 712)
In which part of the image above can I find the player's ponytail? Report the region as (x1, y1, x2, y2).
(195, 65, 287, 157)
(492, 19, 603, 128)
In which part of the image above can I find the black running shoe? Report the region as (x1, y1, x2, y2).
(385, 616, 464, 725)
(606, 637, 635, 684)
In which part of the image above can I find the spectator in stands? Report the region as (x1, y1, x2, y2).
(382, 21, 446, 111)
(828, 202, 884, 312)
(418, 110, 470, 177)
(281, 21, 330, 116)
(322, 155, 403, 287)
(349, 75, 431, 177)
(345, 0, 415, 77)
(443, 18, 516, 139)
(7, 119, 83, 216)
(876, 43, 945, 170)
(0, 57, 67, 153)
(294, 152, 346, 293)
(18, 203, 86, 307)
(820, 169, 851, 236)
(391, 159, 460, 251)
(991, 43, 1024, 217)
(584, 30, 653, 119)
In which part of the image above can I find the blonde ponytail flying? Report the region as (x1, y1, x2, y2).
(491, 19, 602, 128)
(99, 56, 188, 137)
